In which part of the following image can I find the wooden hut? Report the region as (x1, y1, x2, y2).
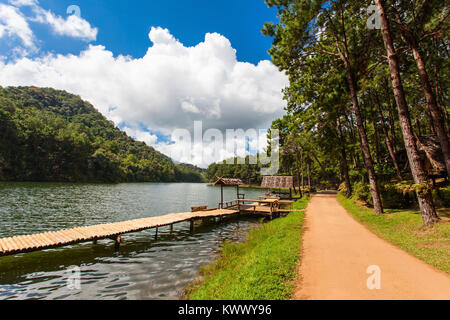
(214, 177, 244, 209)
(261, 176, 294, 199)
(417, 135, 448, 185)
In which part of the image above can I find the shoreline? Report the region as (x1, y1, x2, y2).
(185, 197, 311, 300)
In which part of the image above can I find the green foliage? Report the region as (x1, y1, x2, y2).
(187, 197, 311, 300)
(353, 182, 373, 206)
(262, 0, 449, 224)
(206, 156, 263, 184)
(0, 86, 204, 183)
(433, 186, 450, 208)
(351, 181, 419, 209)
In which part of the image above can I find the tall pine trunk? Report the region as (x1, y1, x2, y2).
(385, 92, 398, 152)
(374, 91, 402, 180)
(410, 44, 450, 176)
(392, 9, 450, 176)
(338, 118, 352, 196)
(307, 160, 311, 192)
(376, 0, 439, 226)
(345, 67, 383, 215)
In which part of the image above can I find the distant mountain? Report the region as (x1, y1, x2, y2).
(0, 86, 204, 183)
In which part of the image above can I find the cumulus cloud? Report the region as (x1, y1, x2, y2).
(0, 0, 97, 58)
(0, 3, 35, 49)
(0, 27, 287, 167)
(32, 6, 97, 41)
(8, 0, 38, 7)
(123, 127, 158, 147)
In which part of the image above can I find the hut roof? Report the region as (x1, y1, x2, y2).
(417, 135, 446, 172)
(214, 177, 244, 186)
(261, 176, 294, 189)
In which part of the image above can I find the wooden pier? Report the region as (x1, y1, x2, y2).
(0, 199, 294, 257)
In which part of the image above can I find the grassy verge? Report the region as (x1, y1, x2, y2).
(186, 197, 311, 300)
(337, 193, 450, 274)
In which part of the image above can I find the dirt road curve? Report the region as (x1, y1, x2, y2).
(293, 193, 450, 300)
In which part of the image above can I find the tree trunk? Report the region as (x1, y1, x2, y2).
(332, 24, 383, 214)
(376, 0, 438, 226)
(301, 152, 305, 191)
(392, 8, 450, 177)
(347, 114, 362, 168)
(372, 105, 382, 165)
(307, 159, 311, 192)
(374, 91, 403, 180)
(345, 67, 383, 215)
(295, 152, 303, 198)
(338, 118, 352, 196)
(385, 92, 398, 152)
(411, 44, 450, 176)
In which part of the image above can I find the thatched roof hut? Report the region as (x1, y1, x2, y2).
(214, 177, 244, 208)
(214, 177, 244, 186)
(417, 135, 446, 174)
(261, 176, 294, 189)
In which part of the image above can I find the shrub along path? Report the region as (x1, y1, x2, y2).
(293, 192, 450, 300)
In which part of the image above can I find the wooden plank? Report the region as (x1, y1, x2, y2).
(17, 236, 33, 249)
(5, 237, 17, 252)
(12, 237, 27, 249)
(27, 234, 42, 249)
(2, 238, 12, 253)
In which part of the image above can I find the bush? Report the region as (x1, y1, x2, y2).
(381, 187, 416, 209)
(353, 182, 372, 206)
(338, 182, 346, 193)
(352, 182, 417, 209)
(433, 186, 450, 207)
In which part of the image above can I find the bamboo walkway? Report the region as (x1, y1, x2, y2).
(0, 199, 296, 258)
(0, 208, 239, 257)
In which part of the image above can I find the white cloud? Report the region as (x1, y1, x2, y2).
(181, 100, 200, 114)
(0, 0, 97, 58)
(32, 6, 97, 41)
(123, 127, 158, 147)
(8, 0, 38, 7)
(0, 3, 35, 48)
(0, 27, 287, 167)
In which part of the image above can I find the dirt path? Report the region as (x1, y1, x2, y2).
(293, 193, 450, 300)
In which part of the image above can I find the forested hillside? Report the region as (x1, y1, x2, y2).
(0, 86, 204, 183)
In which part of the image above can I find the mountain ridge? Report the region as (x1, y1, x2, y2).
(0, 86, 204, 183)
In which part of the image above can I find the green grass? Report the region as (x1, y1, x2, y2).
(337, 193, 450, 274)
(186, 197, 310, 300)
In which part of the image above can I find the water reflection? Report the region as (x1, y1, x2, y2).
(0, 183, 266, 300)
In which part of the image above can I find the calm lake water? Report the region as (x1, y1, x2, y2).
(0, 183, 266, 300)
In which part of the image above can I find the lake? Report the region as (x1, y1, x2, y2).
(0, 182, 266, 300)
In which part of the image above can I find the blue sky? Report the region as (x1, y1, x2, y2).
(0, 0, 287, 167)
(1, 0, 279, 64)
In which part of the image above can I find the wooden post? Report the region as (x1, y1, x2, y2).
(93, 239, 98, 245)
(169, 224, 173, 234)
(221, 184, 224, 209)
(270, 203, 273, 220)
(111, 235, 123, 251)
(190, 219, 194, 233)
(155, 227, 158, 240)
